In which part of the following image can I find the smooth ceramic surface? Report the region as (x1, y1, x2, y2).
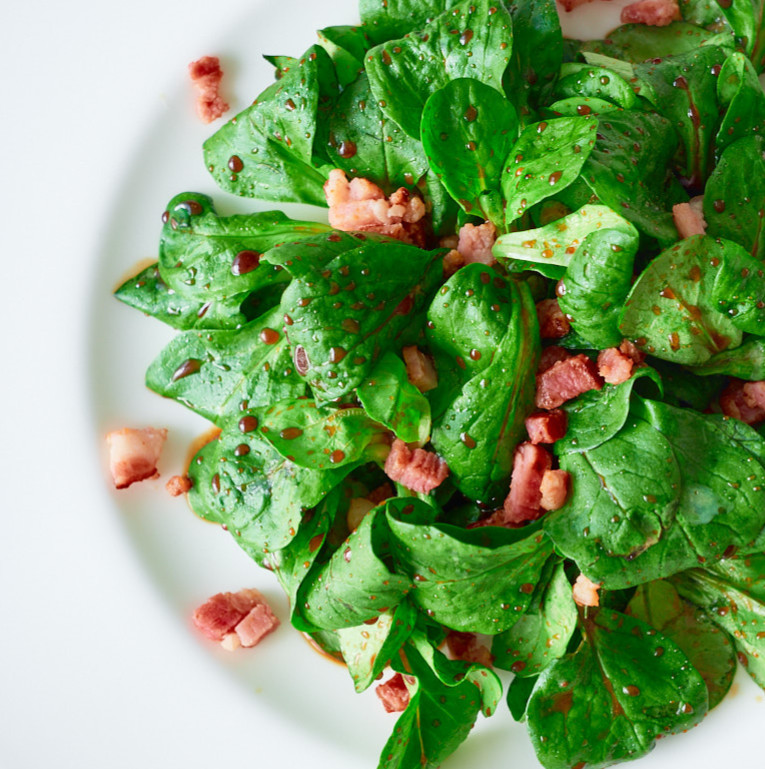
(3, 1, 764, 767)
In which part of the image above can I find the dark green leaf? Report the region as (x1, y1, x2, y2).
(428, 268, 540, 502)
(506, 674, 537, 722)
(558, 223, 640, 348)
(502, 116, 598, 225)
(380, 631, 501, 769)
(326, 72, 428, 192)
(272, 239, 445, 402)
(421, 77, 518, 224)
(301, 506, 411, 630)
(492, 560, 577, 677)
(203, 46, 337, 205)
(582, 21, 730, 62)
(250, 398, 389, 469)
(556, 366, 662, 454)
(716, 53, 765, 156)
(387, 497, 554, 633)
(704, 136, 765, 262)
(526, 608, 708, 769)
(357, 352, 432, 444)
(365, 0, 514, 139)
(634, 45, 728, 187)
(580, 109, 681, 244)
(359, 0, 460, 44)
(145, 307, 305, 425)
(553, 63, 638, 109)
(317, 25, 370, 88)
(627, 579, 736, 709)
(158, 193, 326, 300)
(502, 0, 562, 115)
(620, 236, 744, 365)
(689, 337, 765, 379)
(186, 407, 352, 552)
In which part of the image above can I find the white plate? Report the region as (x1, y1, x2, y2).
(4, 1, 764, 767)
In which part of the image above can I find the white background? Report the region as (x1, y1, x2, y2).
(2, 1, 763, 768)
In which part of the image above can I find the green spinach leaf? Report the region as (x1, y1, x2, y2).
(203, 46, 337, 205)
(710, 238, 765, 333)
(428, 267, 541, 502)
(387, 497, 554, 634)
(357, 352, 432, 444)
(365, 0, 514, 139)
(627, 579, 736, 708)
(620, 235, 744, 365)
(421, 77, 518, 225)
(270, 239, 445, 403)
(492, 560, 577, 677)
(704, 135, 765, 262)
(502, 116, 598, 225)
(526, 608, 708, 769)
(145, 307, 305, 425)
(301, 505, 411, 630)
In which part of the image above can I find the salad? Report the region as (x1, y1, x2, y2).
(114, 0, 765, 767)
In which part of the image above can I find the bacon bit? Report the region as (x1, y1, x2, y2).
(538, 345, 571, 374)
(234, 602, 280, 648)
(536, 354, 604, 410)
(573, 574, 602, 608)
(384, 439, 449, 493)
(367, 482, 395, 505)
(192, 588, 279, 649)
(324, 169, 426, 246)
(557, 0, 603, 10)
(540, 470, 571, 511)
(439, 234, 460, 250)
(536, 298, 571, 339)
(446, 631, 494, 667)
(402, 346, 438, 392)
(504, 442, 553, 524)
(457, 221, 497, 265)
(106, 427, 167, 489)
(619, 339, 646, 366)
(347, 497, 376, 532)
(166, 474, 193, 497)
(673, 201, 707, 238)
(525, 410, 568, 445)
(220, 632, 242, 652)
(376, 673, 411, 713)
(621, 0, 681, 26)
(188, 56, 229, 123)
(597, 347, 635, 386)
(720, 380, 765, 425)
(443, 248, 465, 278)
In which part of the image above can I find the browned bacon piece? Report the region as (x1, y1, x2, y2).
(166, 475, 192, 497)
(376, 673, 411, 713)
(573, 574, 602, 607)
(457, 221, 497, 265)
(188, 56, 229, 123)
(384, 439, 449, 493)
(402, 346, 438, 393)
(597, 340, 643, 386)
(324, 169, 426, 246)
(557, 0, 605, 10)
(442, 248, 465, 278)
(672, 201, 707, 238)
(525, 410, 568, 445)
(536, 298, 571, 339)
(538, 345, 571, 374)
(536, 354, 604, 409)
(540, 469, 571, 511)
(503, 442, 553, 524)
(192, 589, 279, 649)
(446, 631, 494, 667)
(720, 380, 765, 425)
(106, 427, 167, 489)
(621, 0, 681, 26)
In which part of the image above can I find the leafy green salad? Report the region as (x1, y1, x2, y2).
(115, 0, 765, 767)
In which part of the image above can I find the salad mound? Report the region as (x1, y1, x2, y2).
(115, 1, 765, 767)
